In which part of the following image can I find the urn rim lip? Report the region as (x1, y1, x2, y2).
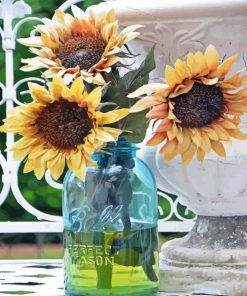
(88, 0, 247, 23)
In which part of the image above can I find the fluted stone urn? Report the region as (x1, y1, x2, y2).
(92, 0, 247, 294)
(140, 135, 247, 296)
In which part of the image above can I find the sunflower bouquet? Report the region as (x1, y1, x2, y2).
(1, 6, 155, 181)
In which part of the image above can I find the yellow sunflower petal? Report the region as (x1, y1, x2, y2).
(12, 149, 29, 161)
(220, 71, 244, 89)
(12, 137, 39, 150)
(146, 132, 166, 146)
(101, 127, 122, 138)
(200, 132, 211, 153)
(119, 31, 140, 44)
(18, 37, 43, 47)
(61, 85, 76, 101)
(86, 87, 102, 110)
(41, 32, 57, 49)
(41, 149, 59, 162)
(73, 156, 87, 181)
(48, 153, 65, 180)
(190, 128, 202, 147)
(71, 5, 86, 19)
(33, 157, 46, 180)
(225, 102, 247, 113)
(67, 150, 82, 171)
(71, 77, 84, 98)
(174, 59, 191, 81)
(164, 148, 178, 162)
(227, 128, 246, 140)
(95, 127, 118, 142)
(130, 96, 162, 113)
(146, 103, 168, 119)
(96, 109, 129, 125)
(194, 51, 208, 75)
(200, 77, 218, 85)
(217, 55, 238, 78)
(211, 123, 230, 141)
(127, 83, 169, 98)
(160, 139, 178, 155)
(156, 118, 172, 132)
(218, 118, 237, 130)
(211, 141, 226, 157)
(167, 108, 176, 120)
(165, 65, 183, 88)
(120, 25, 143, 36)
(233, 116, 241, 125)
(54, 9, 66, 23)
(187, 51, 207, 76)
(83, 139, 96, 154)
(29, 146, 47, 159)
(204, 44, 219, 72)
(169, 80, 194, 98)
(49, 75, 67, 100)
(28, 82, 52, 104)
(23, 159, 34, 173)
(63, 72, 79, 85)
(178, 131, 191, 154)
(167, 122, 178, 141)
(182, 142, 197, 164)
(103, 20, 119, 42)
(197, 147, 205, 162)
(203, 127, 219, 141)
(105, 9, 115, 23)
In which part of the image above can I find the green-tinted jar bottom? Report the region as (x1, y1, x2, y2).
(65, 263, 159, 296)
(66, 287, 158, 296)
(66, 293, 158, 296)
(64, 227, 159, 296)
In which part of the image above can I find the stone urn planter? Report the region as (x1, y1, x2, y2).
(91, 0, 247, 295)
(140, 132, 247, 296)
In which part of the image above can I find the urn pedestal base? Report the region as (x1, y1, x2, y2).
(160, 216, 247, 296)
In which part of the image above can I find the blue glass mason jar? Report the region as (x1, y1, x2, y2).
(63, 138, 159, 296)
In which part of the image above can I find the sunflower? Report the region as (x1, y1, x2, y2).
(128, 44, 247, 164)
(0, 76, 129, 180)
(18, 6, 141, 85)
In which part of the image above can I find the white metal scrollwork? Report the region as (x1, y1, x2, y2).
(0, 0, 66, 231)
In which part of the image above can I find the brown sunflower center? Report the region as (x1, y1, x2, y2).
(173, 83, 224, 128)
(55, 35, 106, 71)
(36, 100, 93, 150)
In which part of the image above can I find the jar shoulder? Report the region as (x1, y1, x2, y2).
(64, 156, 156, 186)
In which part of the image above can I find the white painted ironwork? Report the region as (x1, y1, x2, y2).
(0, 0, 195, 234)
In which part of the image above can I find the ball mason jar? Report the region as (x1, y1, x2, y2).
(63, 138, 159, 296)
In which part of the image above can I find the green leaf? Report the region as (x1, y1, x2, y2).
(121, 110, 149, 143)
(110, 227, 159, 281)
(120, 46, 156, 91)
(103, 46, 156, 143)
